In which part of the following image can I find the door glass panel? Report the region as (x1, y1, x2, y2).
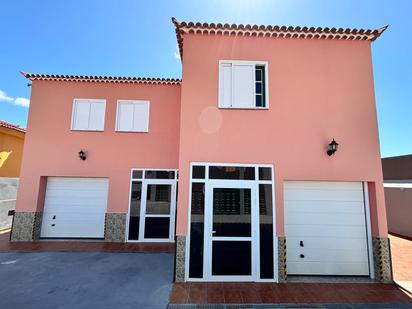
(209, 166, 255, 180)
(189, 183, 205, 278)
(128, 181, 142, 240)
(213, 188, 251, 237)
(132, 170, 143, 179)
(145, 184, 171, 214)
(212, 241, 252, 276)
(144, 217, 170, 238)
(192, 166, 205, 179)
(259, 184, 274, 279)
(145, 170, 175, 179)
(258, 167, 272, 180)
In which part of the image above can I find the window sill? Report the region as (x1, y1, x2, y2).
(115, 130, 149, 133)
(218, 106, 269, 110)
(70, 129, 105, 132)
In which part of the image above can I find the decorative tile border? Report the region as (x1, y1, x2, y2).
(104, 213, 126, 242)
(277, 236, 287, 282)
(175, 235, 186, 282)
(373, 237, 393, 283)
(10, 211, 37, 241)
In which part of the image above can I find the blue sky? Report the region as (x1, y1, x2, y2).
(0, 0, 411, 157)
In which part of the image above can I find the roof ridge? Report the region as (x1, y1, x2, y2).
(20, 71, 182, 85)
(172, 17, 388, 60)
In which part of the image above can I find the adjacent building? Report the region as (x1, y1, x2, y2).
(0, 120, 25, 177)
(382, 154, 412, 238)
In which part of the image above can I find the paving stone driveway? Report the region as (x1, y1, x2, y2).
(0, 251, 174, 309)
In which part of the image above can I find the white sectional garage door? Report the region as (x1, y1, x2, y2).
(40, 177, 109, 238)
(284, 181, 370, 276)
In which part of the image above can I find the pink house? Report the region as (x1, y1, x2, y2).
(12, 18, 392, 283)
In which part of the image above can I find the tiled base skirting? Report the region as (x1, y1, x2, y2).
(11, 211, 42, 241)
(277, 236, 287, 282)
(175, 235, 186, 282)
(373, 237, 393, 283)
(104, 213, 127, 242)
(11, 212, 128, 242)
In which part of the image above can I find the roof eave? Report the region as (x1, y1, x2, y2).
(171, 18, 389, 60)
(20, 71, 182, 85)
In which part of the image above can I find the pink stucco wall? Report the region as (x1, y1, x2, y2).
(177, 34, 387, 237)
(16, 81, 181, 214)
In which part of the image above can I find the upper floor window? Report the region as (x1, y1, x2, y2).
(71, 99, 106, 131)
(219, 60, 268, 109)
(116, 100, 150, 132)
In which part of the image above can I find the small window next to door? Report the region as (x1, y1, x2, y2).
(189, 182, 205, 278)
(259, 184, 274, 279)
(128, 181, 142, 240)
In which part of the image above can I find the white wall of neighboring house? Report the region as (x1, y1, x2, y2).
(0, 177, 19, 229)
(384, 182, 412, 238)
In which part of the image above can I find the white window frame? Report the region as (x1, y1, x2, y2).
(71, 98, 106, 131)
(115, 100, 150, 133)
(218, 60, 269, 109)
(185, 162, 277, 282)
(126, 168, 178, 243)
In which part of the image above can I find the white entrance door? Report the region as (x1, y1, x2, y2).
(41, 177, 109, 238)
(284, 181, 370, 276)
(138, 180, 176, 242)
(204, 181, 258, 281)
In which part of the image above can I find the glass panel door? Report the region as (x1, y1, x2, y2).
(139, 180, 176, 241)
(205, 182, 257, 280)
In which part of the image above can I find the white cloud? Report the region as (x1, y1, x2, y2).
(174, 45, 181, 60)
(0, 89, 30, 107)
(14, 97, 30, 107)
(0, 90, 14, 102)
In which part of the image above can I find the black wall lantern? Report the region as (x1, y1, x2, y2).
(327, 139, 339, 156)
(78, 149, 87, 160)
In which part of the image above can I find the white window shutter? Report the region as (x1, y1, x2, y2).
(89, 101, 105, 130)
(219, 63, 232, 107)
(133, 101, 149, 132)
(117, 102, 134, 131)
(232, 64, 254, 108)
(73, 100, 90, 130)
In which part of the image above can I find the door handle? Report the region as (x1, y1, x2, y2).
(52, 215, 56, 220)
(300, 240, 304, 247)
(300, 254, 305, 258)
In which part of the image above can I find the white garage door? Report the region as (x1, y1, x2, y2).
(284, 181, 370, 276)
(41, 177, 109, 238)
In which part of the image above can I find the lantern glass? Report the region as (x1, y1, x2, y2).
(327, 139, 338, 156)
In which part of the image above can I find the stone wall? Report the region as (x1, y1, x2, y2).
(104, 213, 127, 242)
(175, 235, 186, 282)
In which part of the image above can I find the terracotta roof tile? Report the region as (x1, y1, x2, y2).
(172, 18, 388, 60)
(21, 72, 181, 85)
(0, 120, 26, 133)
